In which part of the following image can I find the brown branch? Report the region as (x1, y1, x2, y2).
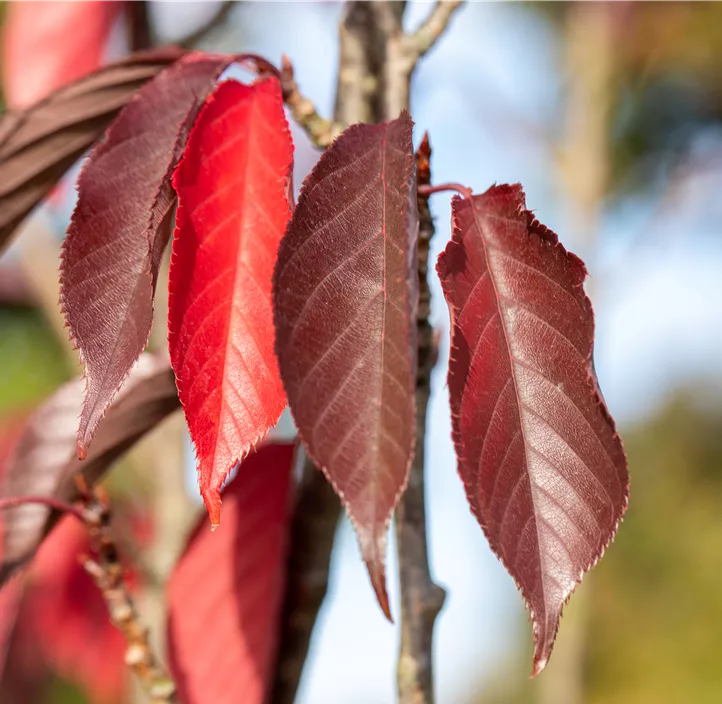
(394, 135, 446, 704)
(127, 1, 154, 52)
(270, 453, 340, 704)
(280, 56, 342, 148)
(405, 1, 463, 61)
(179, 1, 236, 49)
(78, 485, 177, 704)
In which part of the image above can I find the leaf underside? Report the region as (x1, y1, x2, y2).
(169, 77, 293, 526)
(0, 48, 182, 252)
(273, 112, 418, 617)
(0, 354, 179, 586)
(167, 443, 295, 704)
(437, 184, 629, 674)
(60, 52, 233, 456)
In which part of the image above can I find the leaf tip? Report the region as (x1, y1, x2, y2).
(201, 487, 222, 530)
(358, 528, 393, 622)
(530, 651, 549, 678)
(77, 443, 87, 461)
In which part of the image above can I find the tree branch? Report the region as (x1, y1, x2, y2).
(405, 1, 463, 61)
(179, 1, 236, 49)
(394, 135, 446, 704)
(280, 56, 342, 148)
(79, 487, 176, 704)
(270, 454, 340, 704)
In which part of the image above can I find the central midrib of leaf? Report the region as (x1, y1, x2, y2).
(211, 95, 268, 475)
(472, 205, 551, 629)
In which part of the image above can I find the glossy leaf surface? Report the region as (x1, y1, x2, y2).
(2, 0, 122, 108)
(169, 78, 293, 525)
(273, 113, 418, 616)
(167, 443, 295, 704)
(0, 355, 178, 585)
(0, 48, 182, 251)
(436, 184, 629, 674)
(60, 52, 233, 455)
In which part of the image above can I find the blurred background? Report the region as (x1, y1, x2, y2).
(1, 2, 722, 703)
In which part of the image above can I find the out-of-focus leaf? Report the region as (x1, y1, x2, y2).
(436, 184, 629, 674)
(167, 443, 295, 704)
(2, 0, 123, 108)
(169, 77, 293, 526)
(273, 113, 418, 617)
(60, 52, 234, 456)
(0, 354, 179, 585)
(0, 48, 183, 252)
(24, 516, 128, 704)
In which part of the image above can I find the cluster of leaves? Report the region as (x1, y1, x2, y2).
(0, 3, 630, 697)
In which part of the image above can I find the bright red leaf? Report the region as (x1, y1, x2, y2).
(60, 52, 234, 456)
(273, 113, 418, 617)
(436, 184, 629, 674)
(167, 443, 295, 704)
(2, 0, 123, 108)
(169, 77, 293, 525)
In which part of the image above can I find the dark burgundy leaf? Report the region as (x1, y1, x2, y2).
(2, 0, 123, 108)
(0, 48, 183, 252)
(60, 52, 234, 456)
(436, 184, 629, 674)
(0, 355, 179, 585)
(273, 113, 418, 617)
(167, 443, 295, 704)
(169, 77, 293, 526)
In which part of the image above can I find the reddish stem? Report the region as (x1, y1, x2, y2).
(417, 182, 472, 199)
(234, 53, 281, 80)
(0, 495, 86, 522)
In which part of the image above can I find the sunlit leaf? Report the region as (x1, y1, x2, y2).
(60, 52, 234, 455)
(273, 113, 418, 617)
(169, 77, 293, 525)
(436, 184, 629, 674)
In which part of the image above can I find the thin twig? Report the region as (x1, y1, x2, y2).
(179, 1, 236, 49)
(405, 1, 463, 62)
(78, 484, 177, 704)
(418, 182, 472, 199)
(270, 453, 341, 704)
(0, 495, 86, 522)
(394, 134, 446, 704)
(280, 56, 342, 148)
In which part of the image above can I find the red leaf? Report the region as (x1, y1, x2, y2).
(436, 184, 629, 674)
(60, 52, 234, 456)
(2, 0, 123, 108)
(273, 114, 418, 617)
(167, 443, 295, 704)
(169, 78, 293, 525)
(0, 48, 183, 252)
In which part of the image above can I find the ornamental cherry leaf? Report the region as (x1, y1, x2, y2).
(436, 184, 628, 674)
(169, 77, 293, 525)
(167, 443, 295, 704)
(273, 113, 418, 617)
(0, 48, 182, 252)
(60, 52, 235, 456)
